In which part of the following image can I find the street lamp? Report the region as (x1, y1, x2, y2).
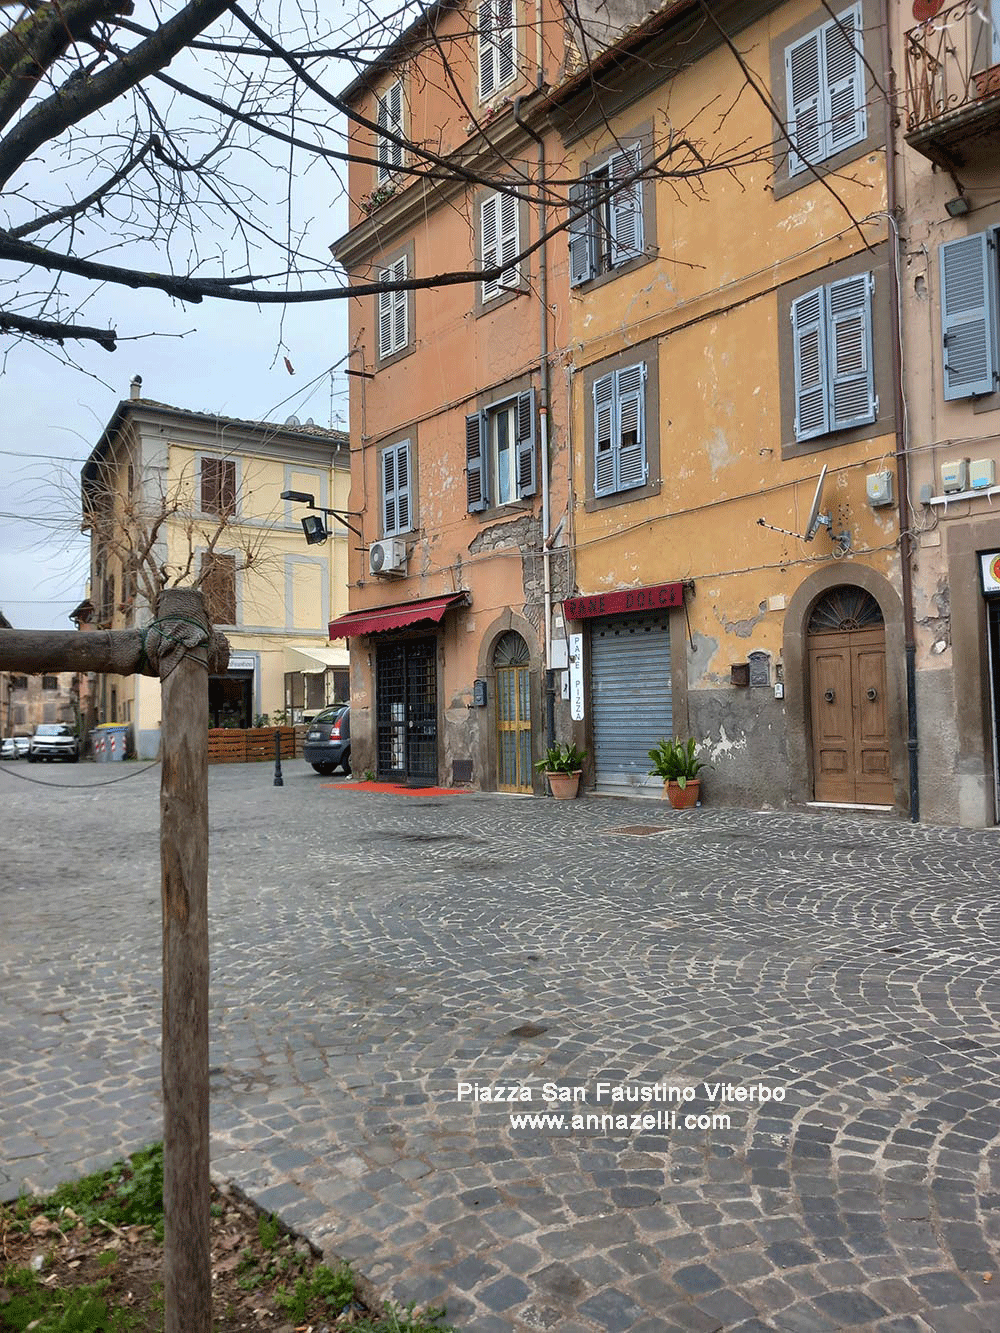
(280, 490, 362, 540)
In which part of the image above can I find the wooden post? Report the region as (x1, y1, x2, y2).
(158, 588, 211, 1333)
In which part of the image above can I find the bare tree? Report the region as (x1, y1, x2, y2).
(0, 0, 800, 357)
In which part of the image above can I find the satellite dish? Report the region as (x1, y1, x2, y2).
(305, 417, 315, 427)
(285, 414, 301, 427)
(804, 465, 829, 542)
(912, 0, 943, 22)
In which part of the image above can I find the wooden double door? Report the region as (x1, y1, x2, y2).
(809, 626, 893, 806)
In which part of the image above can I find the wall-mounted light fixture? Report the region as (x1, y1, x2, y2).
(945, 194, 970, 218)
(280, 490, 362, 540)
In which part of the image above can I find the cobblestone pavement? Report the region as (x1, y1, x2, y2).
(2, 758, 999, 1332)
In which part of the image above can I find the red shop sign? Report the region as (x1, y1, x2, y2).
(563, 582, 684, 620)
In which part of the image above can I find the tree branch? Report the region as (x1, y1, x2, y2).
(0, 305, 116, 348)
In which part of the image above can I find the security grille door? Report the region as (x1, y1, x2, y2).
(376, 639, 438, 783)
(591, 613, 672, 788)
(494, 631, 532, 792)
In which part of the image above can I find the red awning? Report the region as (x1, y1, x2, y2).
(328, 593, 468, 640)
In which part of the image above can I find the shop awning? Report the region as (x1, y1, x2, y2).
(328, 592, 468, 640)
(284, 645, 350, 674)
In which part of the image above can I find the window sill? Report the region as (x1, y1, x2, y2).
(584, 480, 660, 512)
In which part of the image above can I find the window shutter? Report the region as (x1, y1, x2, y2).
(466, 411, 488, 510)
(495, 0, 515, 88)
(593, 372, 616, 496)
(615, 363, 647, 490)
(382, 446, 398, 534)
(481, 194, 500, 302)
(387, 81, 403, 168)
(478, 0, 496, 99)
(824, 5, 865, 155)
(395, 441, 411, 531)
(378, 282, 393, 359)
(792, 288, 830, 440)
(609, 144, 644, 264)
(515, 389, 537, 498)
(376, 81, 403, 183)
(939, 231, 998, 400)
(569, 180, 596, 286)
(827, 272, 875, 430)
(786, 28, 823, 175)
(393, 259, 407, 353)
(498, 192, 520, 289)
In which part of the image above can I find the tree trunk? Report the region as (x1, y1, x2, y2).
(158, 587, 211, 1333)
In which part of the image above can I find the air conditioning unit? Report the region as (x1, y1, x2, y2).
(369, 538, 407, 577)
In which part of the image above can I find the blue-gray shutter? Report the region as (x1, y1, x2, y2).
(466, 411, 488, 511)
(792, 287, 829, 440)
(609, 144, 644, 264)
(940, 231, 998, 400)
(786, 28, 822, 175)
(593, 372, 615, 496)
(824, 5, 866, 156)
(515, 389, 537, 498)
(615, 363, 646, 490)
(827, 272, 875, 430)
(382, 440, 411, 535)
(569, 180, 596, 286)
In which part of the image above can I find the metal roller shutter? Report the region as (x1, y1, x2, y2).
(591, 613, 672, 789)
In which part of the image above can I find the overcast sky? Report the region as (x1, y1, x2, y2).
(0, 2, 368, 632)
(0, 283, 350, 631)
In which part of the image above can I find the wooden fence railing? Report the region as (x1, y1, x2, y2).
(207, 727, 297, 763)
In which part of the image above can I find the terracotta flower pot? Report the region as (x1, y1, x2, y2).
(546, 770, 581, 799)
(664, 779, 699, 809)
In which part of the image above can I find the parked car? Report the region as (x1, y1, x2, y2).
(1, 735, 30, 760)
(303, 704, 350, 775)
(28, 723, 79, 763)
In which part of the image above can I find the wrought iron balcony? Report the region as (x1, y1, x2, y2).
(905, 1, 1000, 167)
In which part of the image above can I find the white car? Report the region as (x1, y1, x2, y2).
(28, 724, 79, 763)
(1, 736, 30, 760)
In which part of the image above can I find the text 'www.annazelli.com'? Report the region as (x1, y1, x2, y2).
(507, 1109, 733, 1133)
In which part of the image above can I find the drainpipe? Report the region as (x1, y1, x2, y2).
(513, 95, 556, 751)
(882, 1, 920, 822)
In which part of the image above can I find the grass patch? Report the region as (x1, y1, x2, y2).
(1, 1146, 456, 1332)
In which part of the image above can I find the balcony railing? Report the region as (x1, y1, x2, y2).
(905, 1, 1000, 164)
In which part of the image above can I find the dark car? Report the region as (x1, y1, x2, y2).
(28, 723, 79, 763)
(303, 705, 350, 776)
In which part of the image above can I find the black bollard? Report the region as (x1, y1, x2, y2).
(273, 728, 284, 787)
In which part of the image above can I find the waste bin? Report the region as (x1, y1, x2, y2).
(91, 724, 129, 762)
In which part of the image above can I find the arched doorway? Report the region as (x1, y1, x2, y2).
(494, 631, 532, 792)
(808, 586, 893, 805)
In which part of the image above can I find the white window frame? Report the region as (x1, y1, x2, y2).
(466, 390, 536, 512)
(378, 255, 408, 361)
(376, 79, 404, 184)
(478, 0, 516, 103)
(480, 191, 520, 303)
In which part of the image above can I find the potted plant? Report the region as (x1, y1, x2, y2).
(535, 741, 587, 799)
(648, 737, 707, 809)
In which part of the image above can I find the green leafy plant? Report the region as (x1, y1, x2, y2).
(648, 737, 707, 788)
(535, 741, 587, 774)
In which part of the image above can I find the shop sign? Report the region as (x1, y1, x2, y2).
(564, 582, 683, 621)
(569, 634, 584, 721)
(979, 551, 1000, 596)
(228, 655, 256, 672)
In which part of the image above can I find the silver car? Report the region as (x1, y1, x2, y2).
(28, 723, 79, 763)
(1, 736, 30, 760)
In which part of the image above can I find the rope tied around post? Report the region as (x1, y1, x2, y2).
(141, 615, 230, 679)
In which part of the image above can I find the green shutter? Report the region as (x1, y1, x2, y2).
(466, 411, 488, 511)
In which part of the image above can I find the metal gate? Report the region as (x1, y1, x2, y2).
(591, 613, 672, 789)
(375, 638, 438, 783)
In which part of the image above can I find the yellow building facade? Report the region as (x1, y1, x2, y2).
(555, 0, 910, 810)
(81, 383, 351, 759)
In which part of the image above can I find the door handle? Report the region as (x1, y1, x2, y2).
(866, 687, 877, 701)
(824, 689, 835, 703)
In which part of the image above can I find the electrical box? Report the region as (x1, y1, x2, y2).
(866, 471, 894, 507)
(969, 458, 995, 491)
(941, 460, 969, 494)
